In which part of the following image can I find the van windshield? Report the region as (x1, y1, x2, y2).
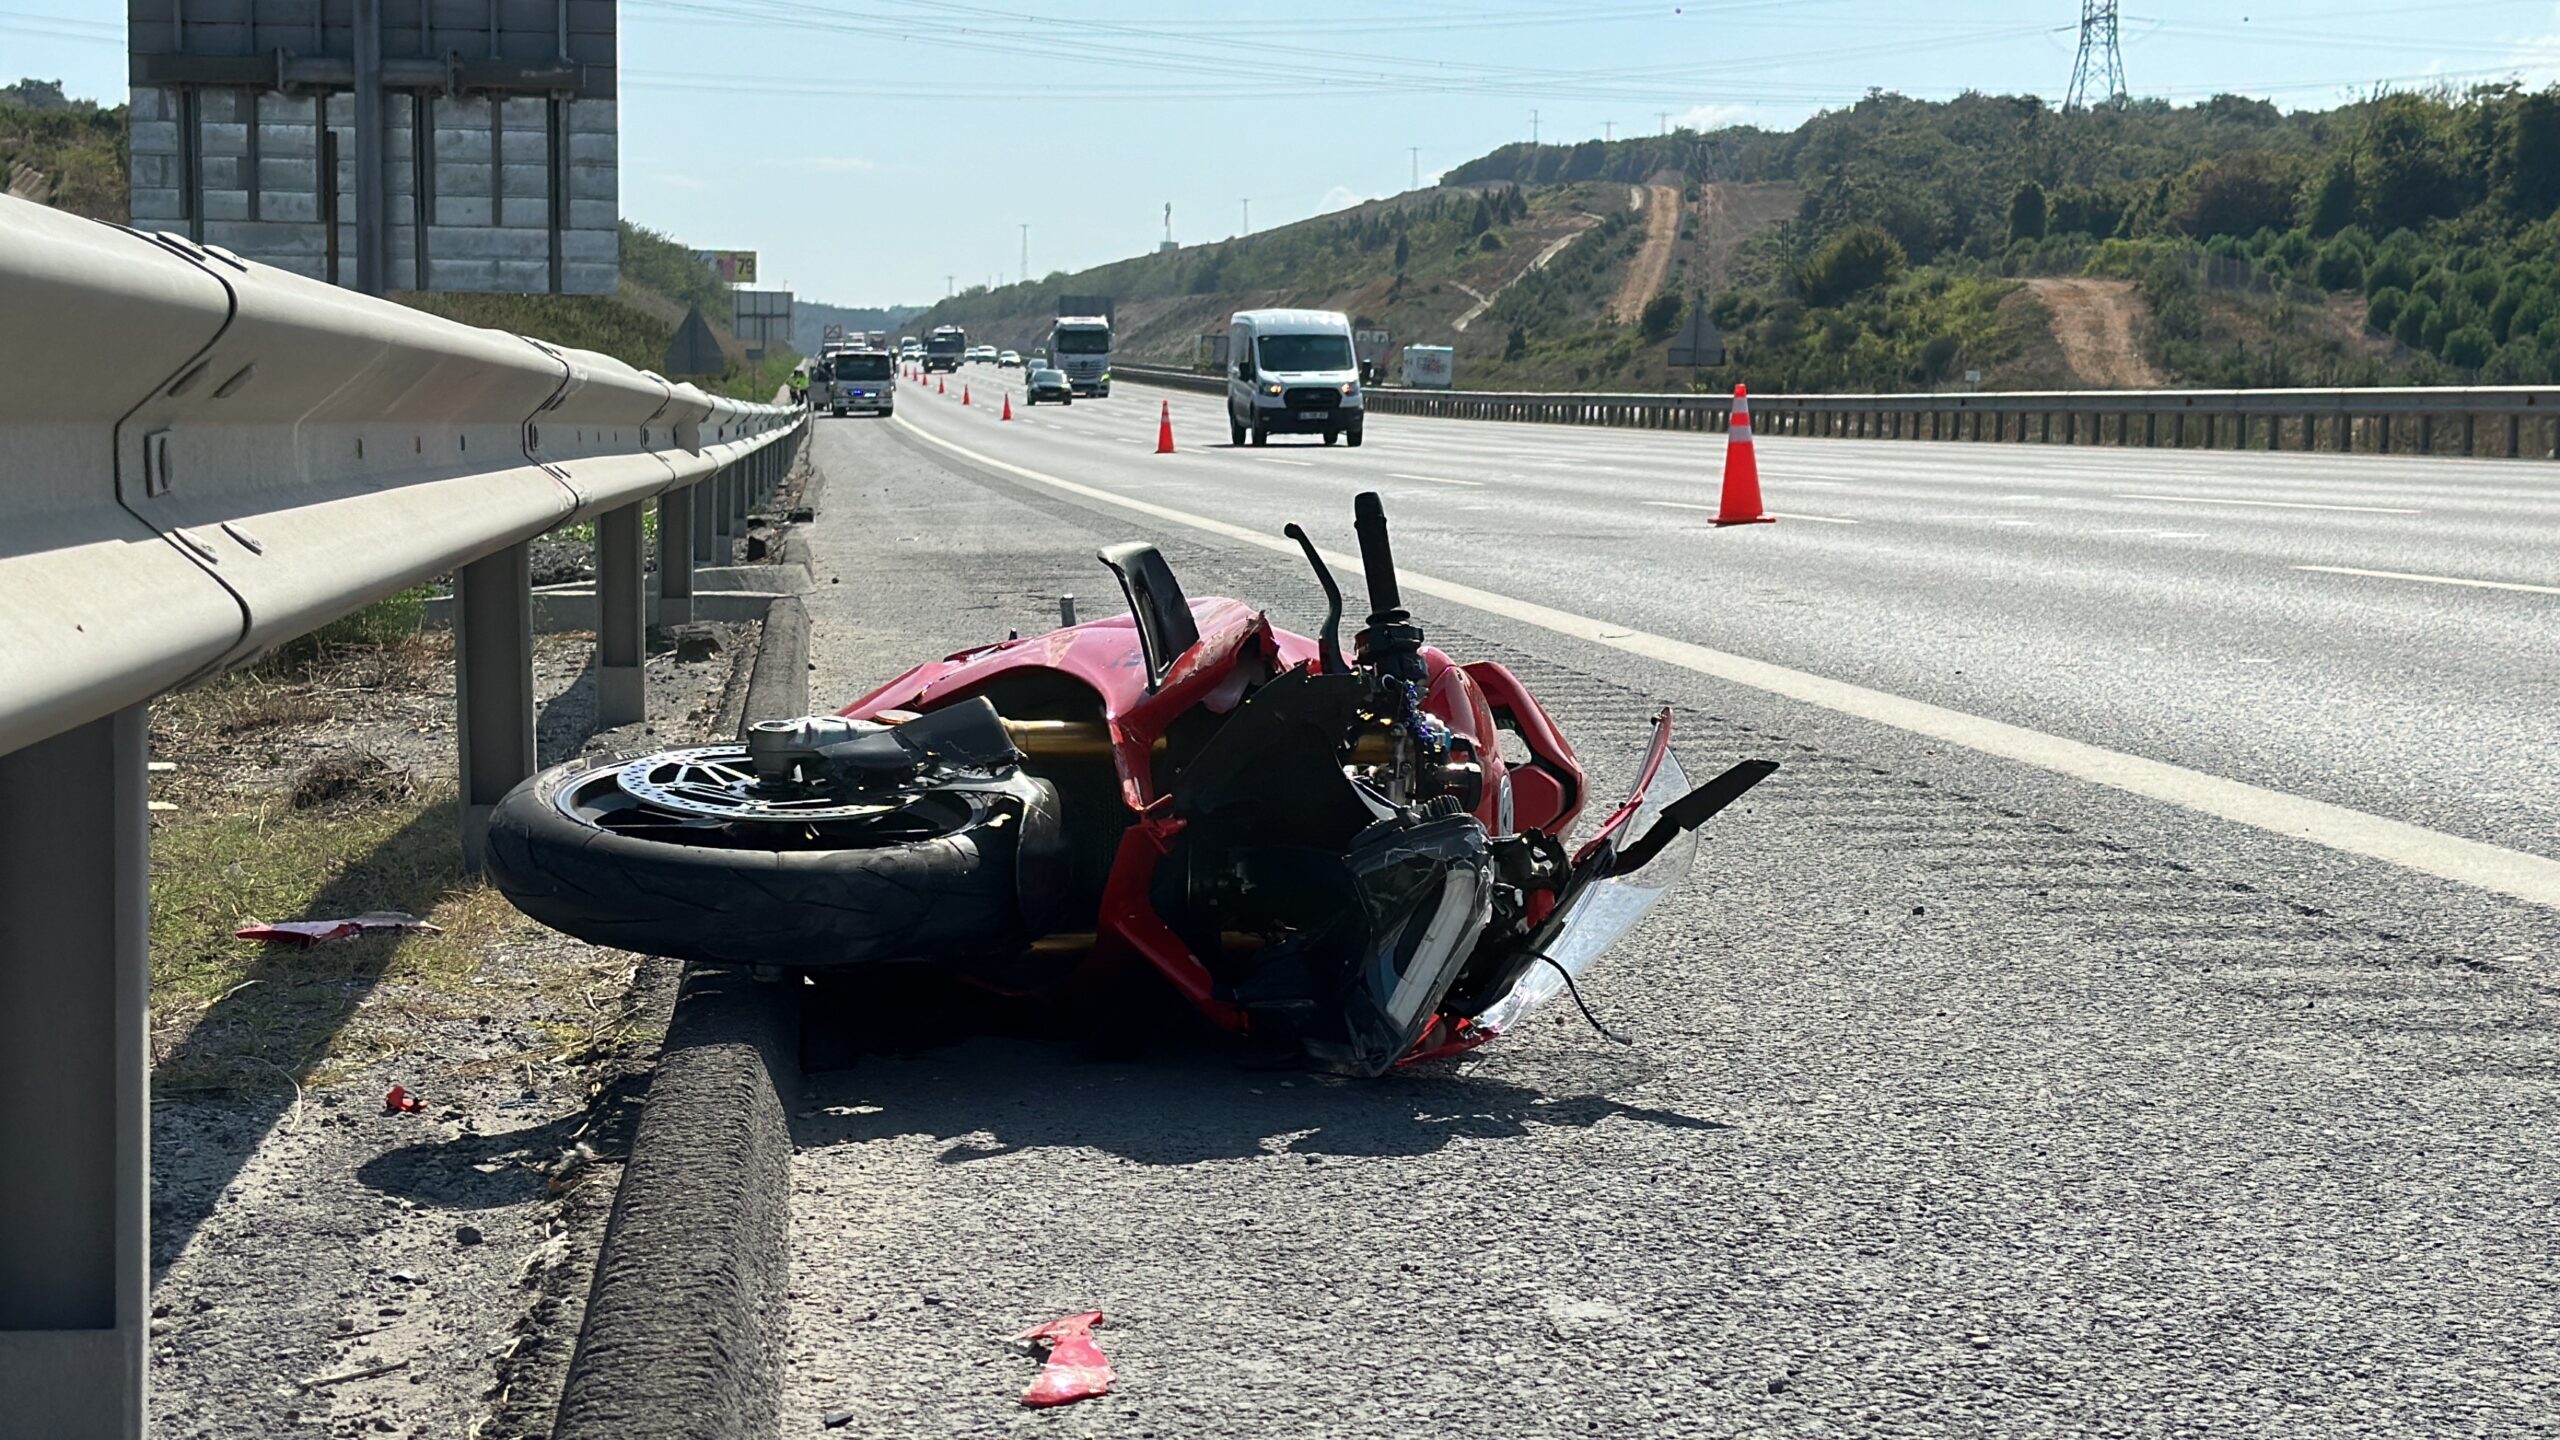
(1256, 334, 1354, 372)
(837, 355, 892, 380)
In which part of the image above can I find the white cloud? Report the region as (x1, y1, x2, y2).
(648, 172, 706, 191)
(1670, 102, 1752, 134)
(2510, 6, 2560, 82)
(1317, 184, 1370, 214)
(805, 156, 878, 174)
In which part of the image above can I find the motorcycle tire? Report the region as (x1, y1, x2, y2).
(484, 757, 1065, 971)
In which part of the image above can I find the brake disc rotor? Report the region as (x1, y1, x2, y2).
(611, 746, 906, 823)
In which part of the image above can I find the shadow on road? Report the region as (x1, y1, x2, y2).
(790, 969, 1725, 1167)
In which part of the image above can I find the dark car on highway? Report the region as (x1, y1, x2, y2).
(1023, 364, 1074, 406)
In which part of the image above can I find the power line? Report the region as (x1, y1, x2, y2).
(2066, 0, 2128, 109)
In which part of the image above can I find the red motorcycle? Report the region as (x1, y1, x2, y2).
(488, 493, 1773, 1075)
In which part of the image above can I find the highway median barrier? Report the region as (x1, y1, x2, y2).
(1108, 363, 2560, 461)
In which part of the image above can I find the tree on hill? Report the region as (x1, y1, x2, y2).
(1797, 224, 1906, 306)
(2505, 90, 2560, 218)
(2008, 181, 2047, 244)
(1639, 291, 1684, 341)
(2173, 152, 2298, 239)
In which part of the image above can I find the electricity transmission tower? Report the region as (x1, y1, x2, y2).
(2066, 0, 2127, 109)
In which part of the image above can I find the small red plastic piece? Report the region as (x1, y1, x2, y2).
(1017, 1311, 1114, 1407)
(383, 1084, 424, 1113)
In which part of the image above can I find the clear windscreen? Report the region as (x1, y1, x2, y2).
(1475, 740, 1697, 1035)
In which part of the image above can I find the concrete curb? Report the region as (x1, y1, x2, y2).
(549, 602, 812, 1440)
(741, 595, 810, 728)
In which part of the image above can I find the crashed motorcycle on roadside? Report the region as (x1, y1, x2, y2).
(486, 493, 1774, 1076)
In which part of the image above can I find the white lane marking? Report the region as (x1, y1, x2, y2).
(1993, 520, 2036, 527)
(2116, 492, 2422, 515)
(1264, 458, 1317, 467)
(1643, 501, 1859, 525)
(890, 414, 2560, 909)
(1390, 472, 1484, 487)
(2295, 565, 2560, 596)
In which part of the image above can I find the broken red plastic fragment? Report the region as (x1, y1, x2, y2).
(383, 1084, 425, 1114)
(1016, 1311, 1114, 1407)
(236, 911, 442, 945)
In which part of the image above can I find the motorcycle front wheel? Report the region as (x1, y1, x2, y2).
(485, 747, 1064, 970)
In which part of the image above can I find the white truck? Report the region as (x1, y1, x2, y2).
(1047, 315, 1113, 398)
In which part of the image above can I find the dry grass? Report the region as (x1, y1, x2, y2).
(148, 787, 503, 1090)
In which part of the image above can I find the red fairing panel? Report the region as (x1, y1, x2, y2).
(1460, 661, 1585, 836)
(840, 599, 1318, 810)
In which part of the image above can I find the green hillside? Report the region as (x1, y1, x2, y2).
(1, 80, 126, 221)
(914, 85, 2560, 394)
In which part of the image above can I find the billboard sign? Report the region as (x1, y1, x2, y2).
(694, 249, 759, 285)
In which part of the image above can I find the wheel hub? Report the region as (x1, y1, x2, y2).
(612, 746, 903, 823)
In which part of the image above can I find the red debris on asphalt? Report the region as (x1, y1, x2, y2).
(1016, 1311, 1114, 1407)
(383, 1085, 425, 1114)
(235, 911, 442, 945)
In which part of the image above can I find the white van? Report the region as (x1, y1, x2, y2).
(1225, 308, 1366, 447)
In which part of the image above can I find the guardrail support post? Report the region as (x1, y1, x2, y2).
(692, 475, 718, 564)
(455, 543, 535, 871)
(729, 461, 750, 531)
(658, 488, 694, 626)
(595, 501, 645, 729)
(0, 707, 149, 1440)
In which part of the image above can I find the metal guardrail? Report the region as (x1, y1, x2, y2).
(0, 192, 805, 1438)
(1112, 363, 2560, 459)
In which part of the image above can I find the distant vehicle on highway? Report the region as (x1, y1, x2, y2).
(966, 345, 998, 365)
(1022, 364, 1073, 405)
(818, 348, 895, 417)
(924, 326, 966, 373)
(1226, 308, 1365, 447)
(998, 349, 1022, 368)
(1047, 314, 1112, 398)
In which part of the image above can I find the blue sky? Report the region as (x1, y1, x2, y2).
(15, 1, 2560, 307)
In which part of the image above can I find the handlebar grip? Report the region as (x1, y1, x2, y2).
(1352, 491, 1403, 616)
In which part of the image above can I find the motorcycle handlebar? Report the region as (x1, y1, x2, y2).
(1352, 491, 1404, 618)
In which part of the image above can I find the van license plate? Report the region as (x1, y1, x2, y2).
(1298, 410, 1329, 421)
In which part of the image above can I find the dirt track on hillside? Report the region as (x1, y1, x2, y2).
(1608, 183, 1683, 324)
(2028, 277, 2164, 388)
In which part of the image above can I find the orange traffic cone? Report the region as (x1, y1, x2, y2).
(1001, 392, 1014, 421)
(1155, 400, 1176, 454)
(937, 375, 946, 395)
(1713, 384, 1776, 526)
(962, 384, 972, 406)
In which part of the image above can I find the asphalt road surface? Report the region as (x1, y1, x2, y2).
(775, 372, 2558, 1438)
